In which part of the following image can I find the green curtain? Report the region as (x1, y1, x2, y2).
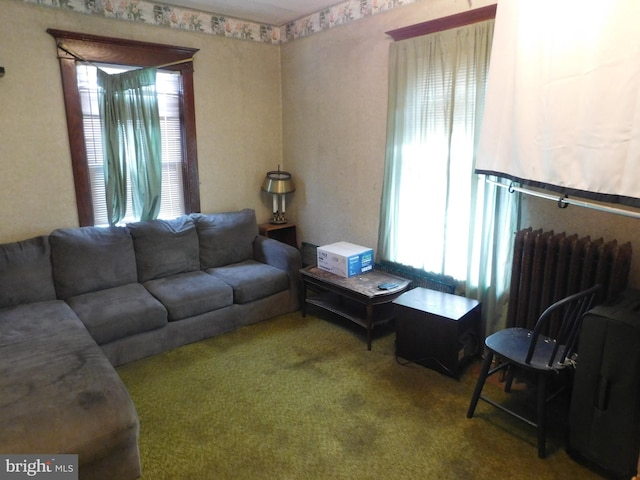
(378, 20, 519, 336)
(97, 67, 162, 224)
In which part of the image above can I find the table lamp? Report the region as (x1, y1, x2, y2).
(261, 166, 295, 224)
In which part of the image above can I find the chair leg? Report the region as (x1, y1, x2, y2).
(504, 366, 515, 393)
(467, 351, 494, 418)
(537, 374, 547, 458)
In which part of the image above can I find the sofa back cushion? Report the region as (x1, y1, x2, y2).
(50, 226, 138, 300)
(128, 216, 199, 282)
(0, 236, 57, 308)
(193, 209, 258, 269)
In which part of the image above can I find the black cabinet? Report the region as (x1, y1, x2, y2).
(568, 289, 640, 479)
(392, 287, 481, 379)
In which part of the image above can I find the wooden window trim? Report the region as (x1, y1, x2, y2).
(47, 28, 201, 226)
(386, 4, 497, 41)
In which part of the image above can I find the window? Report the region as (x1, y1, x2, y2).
(48, 29, 201, 226)
(379, 20, 495, 279)
(380, 7, 519, 335)
(390, 54, 480, 279)
(77, 64, 185, 225)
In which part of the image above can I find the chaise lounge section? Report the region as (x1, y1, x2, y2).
(0, 209, 301, 479)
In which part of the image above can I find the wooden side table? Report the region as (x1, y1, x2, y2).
(258, 223, 297, 248)
(393, 287, 481, 379)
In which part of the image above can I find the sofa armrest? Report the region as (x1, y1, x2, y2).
(253, 235, 301, 282)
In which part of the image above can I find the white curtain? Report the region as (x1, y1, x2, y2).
(378, 19, 519, 335)
(476, 0, 640, 207)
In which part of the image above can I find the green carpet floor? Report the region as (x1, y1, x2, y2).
(117, 311, 605, 479)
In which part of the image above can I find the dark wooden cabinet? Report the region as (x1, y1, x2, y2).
(258, 223, 297, 248)
(393, 287, 481, 379)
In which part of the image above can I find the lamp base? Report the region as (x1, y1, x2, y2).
(270, 211, 288, 224)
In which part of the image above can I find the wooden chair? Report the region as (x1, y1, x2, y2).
(466, 285, 601, 458)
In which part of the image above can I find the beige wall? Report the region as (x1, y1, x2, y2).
(0, 0, 282, 242)
(3, 0, 640, 288)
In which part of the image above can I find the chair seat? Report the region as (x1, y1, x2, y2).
(486, 328, 569, 371)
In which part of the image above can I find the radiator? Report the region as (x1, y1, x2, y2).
(506, 228, 632, 330)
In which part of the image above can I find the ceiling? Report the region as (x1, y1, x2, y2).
(163, 0, 342, 25)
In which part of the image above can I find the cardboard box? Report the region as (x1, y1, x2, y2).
(317, 242, 374, 278)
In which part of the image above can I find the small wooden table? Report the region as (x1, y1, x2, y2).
(393, 287, 481, 379)
(300, 266, 411, 350)
(258, 223, 297, 248)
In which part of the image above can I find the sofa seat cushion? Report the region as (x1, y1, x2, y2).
(0, 301, 140, 476)
(67, 283, 168, 345)
(144, 271, 233, 321)
(206, 259, 289, 304)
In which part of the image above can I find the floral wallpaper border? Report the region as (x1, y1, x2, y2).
(25, 0, 415, 44)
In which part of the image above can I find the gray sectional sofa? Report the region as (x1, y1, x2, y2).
(0, 209, 301, 479)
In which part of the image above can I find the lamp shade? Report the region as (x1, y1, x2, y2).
(261, 169, 295, 194)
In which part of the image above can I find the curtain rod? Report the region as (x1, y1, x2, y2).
(487, 178, 640, 220)
(155, 57, 194, 69)
(56, 42, 193, 69)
